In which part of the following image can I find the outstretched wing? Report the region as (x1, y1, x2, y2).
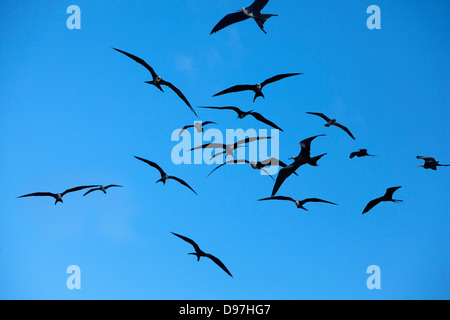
(333, 122, 355, 140)
(306, 112, 331, 122)
(204, 253, 233, 277)
(248, 0, 270, 12)
(259, 196, 296, 203)
(249, 112, 283, 131)
(213, 85, 255, 97)
(261, 73, 302, 88)
(171, 232, 201, 253)
(113, 48, 157, 78)
(160, 80, 197, 116)
(18, 192, 56, 199)
(189, 142, 226, 151)
(210, 11, 250, 34)
(302, 198, 337, 206)
(271, 163, 299, 196)
(83, 188, 100, 196)
(416, 156, 435, 162)
(105, 185, 123, 190)
(384, 186, 402, 199)
(298, 134, 326, 158)
(362, 198, 382, 215)
(207, 159, 249, 177)
(178, 124, 194, 137)
(235, 136, 271, 147)
(134, 156, 166, 178)
(168, 176, 198, 195)
(199, 106, 244, 116)
(62, 185, 100, 196)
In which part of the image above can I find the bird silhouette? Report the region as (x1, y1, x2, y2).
(113, 48, 197, 116)
(207, 157, 291, 179)
(306, 112, 355, 140)
(134, 156, 197, 195)
(213, 73, 302, 102)
(362, 186, 403, 215)
(171, 232, 233, 278)
(259, 196, 337, 211)
(211, 0, 278, 35)
(416, 156, 449, 170)
(350, 149, 375, 159)
(199, 106, 283, 131)
(83, 185, 123, 196)
(178, 121, 217, 137)
(18, 185, 100, 205)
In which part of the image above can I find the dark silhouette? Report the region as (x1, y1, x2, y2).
(199, 106, 283, 131)
(171, 232, 233, 278)
(272, 135, 326, 196)
(179, 121, 217, 137)
(306, 112, 355, 140)
(207, 157, 291, 179)
(259, 196, 337, 211)
(213, 73, 302, 102)
(362, 187, 403, 215)
(134, 156, 197, 195)
(350, 149, 375, 159)
(113, 48, 197, 116)
(18, 185, 100, 205)
(416, 156, 450, 170)
(83, 185, 123, 196)
(211, 0, 277, 34)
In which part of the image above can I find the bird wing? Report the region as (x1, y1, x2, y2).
(178, 124, 194, 137)
(62, 185, 100, 196)
(349, 151, 358, 159)
(83, 188, 99, 196)
(189, 142, 226, 151)
(306, 112, 331, 122)
(302, 198, 337, 206)
(259, 196, 296, 203)
(159, 80, 197, 116)
(333, 122, 355, 140)
(235, 136, 270, 147)
(18, 192, 56, 199)
(249, 112, 283, 131)
(134, 156, 166, 178)
(298, 134, 326, 158)
(171, 232, 201, 253)
(416, 156, 435, 162)
(167, 176, 198, 195)
(261, 73, 302, 88)
(113, 48, 157, 78)
(203, 253, 233, 277)
(210, 11, 250, 34)
(212, 85, 255, 97)
(271, 163, 299, 196)
(199, 106, 244, 116)
(248, 0, 270, 12)
(201, 121, 218, 126)
(362, 198, 382, 215)
(384, 186, 402, 199)
(207, 159, 249, 177)
(105, 185, 123, 189)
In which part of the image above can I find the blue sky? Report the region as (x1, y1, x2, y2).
(0, 0, 449, 299)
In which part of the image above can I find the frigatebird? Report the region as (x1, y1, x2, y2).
(259, 196, 337, 211)
(306, 112, 355, 140)
(207, 158, 291, 179)
(189, 136, 271, 160)
(199, 106, 283, 131)
(416, 156, 450, 170)
(213, 73, 302, 102)
(210, 0, 278, 35)
(134, 156, 197, 195)
(171, 232, 233, 278)
(271, 135, 326, 196)
(83, 185, 123, 196)
(113, 48, 197, 116)
(18, 185, 100, 205)
(178, 121, 217, 137)
(350, 149, 375, 159)
(362, 186, 403, 215)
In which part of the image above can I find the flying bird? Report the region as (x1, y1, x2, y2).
(213, 73, 302, 102)
(416, 156, 450, 170)
(83, 185, 123, 196)
(189, 136, 271, 160)
(113, 48, 197, 116)
(18, 185, 100, 205)
(306, 112, 355, 140)
(134, 156, 198, 195)
(178, 121, 217, 137)
(259, 196, 337, 211)
(199, 106, 283, 131)
(171, 232, 233, 278)
(210, 0, 278, 35)
(272, 135, 326, 197)
(207, 158, 291, 179)
(350, 149, 375, 159)
(362, 186, 403, 215)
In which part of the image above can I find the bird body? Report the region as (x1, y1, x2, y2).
(350, 149, 375, 159)
(362, 187, 403, 214)
(417, 156, 449, 170)
(171, 232, 233, 277)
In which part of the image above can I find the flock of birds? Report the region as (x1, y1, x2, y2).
(17, 0, 448, 278)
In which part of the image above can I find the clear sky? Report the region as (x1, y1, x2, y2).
(0, 0, 449, 300)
